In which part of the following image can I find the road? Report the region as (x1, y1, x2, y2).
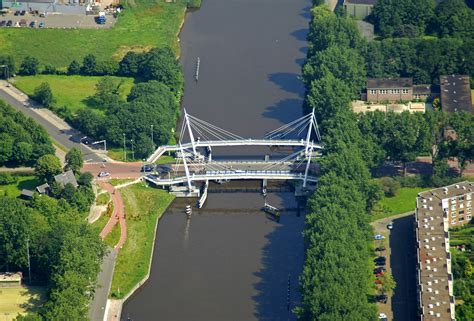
(89, 249, 117, 321)
(0, 80, 103, 162)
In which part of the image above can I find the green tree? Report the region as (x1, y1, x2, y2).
(0, 55, 16, 78)
(65, 148, 83, 174)
(380, 272, 396, 295)
(432, 0, 474, 37)
(14, 142, 33, 164)
(19, 56, 40, 75)
(34, 82, 55, 107)
(0, 133, 14, 164)
(379, 177, 400, 197)
(91, 76, 123, 108)
(81, 54, 98, 75)
(119, 51, 143, 77)
(35, 154, 62, 182)
(464, 259, 473, 279)
(67, 60, 81, 75)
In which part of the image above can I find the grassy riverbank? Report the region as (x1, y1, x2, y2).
(109, 183, 174, 299)
(371, 187, 429, 221)
(0, 0, 187, 68)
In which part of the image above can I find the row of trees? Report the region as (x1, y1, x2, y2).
(297, 4, 377, 320)
(0, 101, 55, 166)
(369, 0, 474, 38)
(364, 37, 474, 85)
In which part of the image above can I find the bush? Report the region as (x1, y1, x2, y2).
(33, 82, 55, 108)
(187, 0, 202, 8)
(43, 64, 57, 75)
(0, 173, 17, 185)
(19, 56, 40, 76)
(379, 177, 400, 197)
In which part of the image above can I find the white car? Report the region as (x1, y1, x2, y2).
(387, 223, 394, 230)
(98, 171, 110, 177)
(379, 313, 388, 321)
(374, 234, 385, 240)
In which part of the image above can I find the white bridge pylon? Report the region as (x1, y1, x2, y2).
(146, 109, 322, 188)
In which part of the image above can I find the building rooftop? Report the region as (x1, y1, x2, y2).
(367, 77, 413, 89)
(344, 0, 378, 4)
(416, 181, 474, 321)
(53, 170, 78, 188)
(440, 75, 473, 114)
(0, 272, 22, 282)
(413, 84, 431, 95)
(36, 183, 50, 194)
(20, 189, 35, 198)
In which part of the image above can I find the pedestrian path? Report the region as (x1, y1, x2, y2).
(98, 181, 127, 250)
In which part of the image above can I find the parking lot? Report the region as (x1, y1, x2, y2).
(372, 212, 418, 321)
(0, 11, 116, 29)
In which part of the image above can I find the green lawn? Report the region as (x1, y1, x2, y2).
(14, 75, 134, 114)
(96, 192, 111, 206)
(109, 183, 174, 299)
(155, 155, 176, 164)
(0, 175, 41, 198)
(0, 0, 187, 68)
(0, 286, 46, 321)
(109, 178, 135, 187)
(371, 187, 430, 221)
(104, 223, 121, 248)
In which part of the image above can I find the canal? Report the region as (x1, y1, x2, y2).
(121, 0, 311, 319)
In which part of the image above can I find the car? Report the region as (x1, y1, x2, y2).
(387, 222, 393, 230)
(374, 234, 385, 240)
(374, 267, 386, 274)
(375, 260, 386, 266)
(379, 312, 388, 321)
(374, 256, 386, 263)
(376, 271, 385, 277)
(98, 171, 110, 177)
(156, 164, 172, 174)
(375, 246, 386, 252)
(39, 22, 45, 28)
(141, 164, 155, 172)
(376, 294, 388, 303)
(6, 20, 13, 26)
(14, 10, 20, 16)
(0, 20, 6, 26)
(29, 21, 35, 28)
(20, 10, 26, 16)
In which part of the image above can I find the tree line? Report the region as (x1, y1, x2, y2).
(0, 101, 55, 167)
(297, 3, 378, 319)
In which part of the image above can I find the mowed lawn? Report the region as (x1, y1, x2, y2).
(0, 175, 41, 198)
(0, 0, 187, 68)
(372, 187, 430, 221)
(109, 183, 174, 298)
(0, 286, 46, 321)
(14, 75, 134, 113)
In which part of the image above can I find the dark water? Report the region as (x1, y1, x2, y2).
(121, 0, 310, 319)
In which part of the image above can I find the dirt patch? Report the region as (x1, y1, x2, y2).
(112, 45, 154, 60)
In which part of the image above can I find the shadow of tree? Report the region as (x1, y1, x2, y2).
(290, 28, 309, 42)
(263, 98, 304, 124)
(252, 205, 305, 321)
(267, 73, 305, 97)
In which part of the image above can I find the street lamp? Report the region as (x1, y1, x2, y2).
(130, 139, 135, 160)
(123, 133, 126, 161)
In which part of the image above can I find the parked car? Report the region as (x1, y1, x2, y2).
(19, 19, 27, 27)
(141, 164, 155, 172)
(374, 256, 386, 263)
(379, 313, 388, 321)
(375, 246, 386, 252)
(374, 234, 385, 240)
(387, 222, 393, 230)
(6, 20, 13, 26)
(20, 10, 26, 16)
(29, 21, 35, 28)
(39, 22, 45, 28)
(0, 20, 6, 26)
(98, 171, 110, 177)
(375, 295, 388, 304)
(14, 10, 20, 16)
(375, 260, 386, 266)
(374, 267, 386, 274)
(156, 164, 172, 174)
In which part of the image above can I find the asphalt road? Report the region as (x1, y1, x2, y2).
(0, 81, 103, 162)
(89, 248, 117, 321)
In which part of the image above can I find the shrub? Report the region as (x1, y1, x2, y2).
(379, 177, 400, 197)
(34, 82, 55, 108)
(0, 173, 16, 185)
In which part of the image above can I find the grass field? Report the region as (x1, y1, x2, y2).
(0, 0, 187, 68)
(371, 187, 430, 221)
(0, 175, 41, 198)
(14, 75, 134, 114)
(109, 183, 174, 298)
(0, 286, 46, 321)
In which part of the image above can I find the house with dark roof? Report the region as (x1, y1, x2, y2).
(366, 77, 414, 102)
(53, 170, 78, 188)
(343, 0, 377, 19)
(440, 75, 473, 114)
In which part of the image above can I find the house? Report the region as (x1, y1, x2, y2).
(20, 189, 35, 200)
(53, 170, 78, 188)
(343, 0, 377, 19)
(413, 84, 432, 101)
(36, 183, 50, 195)
(415, 182, 473, 321)
(440, 75, 473, 114)
(366, 77, 414, 102)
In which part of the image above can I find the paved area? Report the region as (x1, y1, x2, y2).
(84, 162, 143, 179)
(372, 212, 418, 321)
(0, 12, 116, 29)
(98, 181, 127, 250)
(89, 249, 117, 321)
(0, 80, 104, 162)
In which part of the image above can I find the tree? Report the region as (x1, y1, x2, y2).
(78, 172, 93, 187)
(67, 60, 81, 75)
(119, 51, 143, 77)
(19, 56, 40, 75)
(81, 54, 98, 75)
(91, 77, 123, 108)
(0, 55, 16, 78)
(464, 259, 473, 279)
(14, 142, 33, 164)
(379, 272, 396, 296)
(432, 0, 474, 37)
(65, 148, 83, 174)
(35, 154, 62, 182)
(34, 82, 55, 107)
(379, 177, 400, 197)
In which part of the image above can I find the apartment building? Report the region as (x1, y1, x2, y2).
(415, 182, 473, 321)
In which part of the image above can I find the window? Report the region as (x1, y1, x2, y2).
(467, 215, 472, 221)
(459, 217, 464, 222)
(451, 212, 457, 218)
(402, 89, 409, 94)
(459, 210, 464, 215)
(451, 219, 457, 225)
(394, 89, 400, 94)
(451, 204, 457, 211)
(370, 89, 377, 95)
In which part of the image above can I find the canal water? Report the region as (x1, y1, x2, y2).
(121, 0, 311, 319)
